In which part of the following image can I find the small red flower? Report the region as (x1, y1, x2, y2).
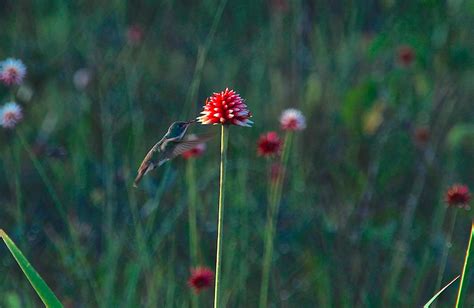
(188, 267, 214, 293)
(126, 24, 144, 45)
(257, 131, 282, 157)
(280, 108, 306, 131)
(397, 45, 415, 67)
(182, 134, 206, 159)
(413, 126, 430, 147)
(445, 184, 471, 209)
(197, 88, 253, 127)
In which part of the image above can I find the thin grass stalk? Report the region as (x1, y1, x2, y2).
(16, 129, 101, 304)
(433, 210, 458, 308)
(259, 131, 293, 308)
(11, 141, 24, 241)
(214, 125, 229, 308)
(455, 221, 474, 308)
(187, 159, 200, 308)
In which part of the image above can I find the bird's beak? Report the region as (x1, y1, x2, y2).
(186, 119, 198, 124)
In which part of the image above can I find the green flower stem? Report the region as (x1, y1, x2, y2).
(259, 131, 293, 308)
(433, 209, 458, 308)
(214, 125, 229, 308)
(455, 221, 474, 308)
(187, 159, 200, 308)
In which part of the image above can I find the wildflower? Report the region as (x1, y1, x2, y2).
(182, 134, 207, 159)
(0, 58, 26, 86)
(0, 102, 23, 129)
(445, 184, 471, 209)
(257, 131, 282, 157)
(126, 24, 144, 45)
(397, 45, 415, 67)
(197, 88, 252, 127)
(413, 126, 430, 147)
(188, 267, 214, 293)
(280, 108, 306, 131)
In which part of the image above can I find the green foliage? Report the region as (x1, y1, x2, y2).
(0, 230, 62, 308)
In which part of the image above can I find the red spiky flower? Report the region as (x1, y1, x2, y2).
(188, 267, 214, 293)
(397, 45, 415, 67)
(445, 184, 471, 209)
(197, 88, 253, 127)
(257, 131, 282, 157)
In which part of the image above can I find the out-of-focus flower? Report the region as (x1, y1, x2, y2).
(280, 108, 306, 131)
(363, 103, 384, 135)
(182, 134, 207, 159)
(0, 102, 23, 129)
(413, 126, 430, 147)
(445, 184, 471, 209)
(197, 88, 253, 127)
(397, 45, 415, 67)
(0, 58, 26, 86)
(269, 162, 285, 182)
(73, 68, 92, 90)
(257, 131, 282, 157)
(188, 267, 214, 293)
(126, 24, 144, 45)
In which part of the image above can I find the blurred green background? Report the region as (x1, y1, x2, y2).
(1, 0, 474, 306)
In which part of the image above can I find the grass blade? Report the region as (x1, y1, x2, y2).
(0, 229, 63, 307)
(423, 275, 459, 307)
(456, 222, 474, 308)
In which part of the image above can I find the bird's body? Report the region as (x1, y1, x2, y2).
(133, 120, 209, 187)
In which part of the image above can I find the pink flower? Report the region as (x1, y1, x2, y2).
(397, 45, 415, 67)
(0, 102, 23, 129)
(188, 267, 214, 293)
(126, 24, 144, 45)
(445, 184, 471, 209)
(280, 108, 306, 131)
(197, 88, 253, 127)
(257, 131, 282, 157)
(182, 134, 207, 159)
(0, 58, 26, 86)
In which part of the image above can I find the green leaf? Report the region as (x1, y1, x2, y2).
(0, 229, 63, 308)
(456, 222, 474, 308)
(423, 275, 459, 308)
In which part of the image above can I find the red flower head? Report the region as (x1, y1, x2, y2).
(397, 45, 415, 67)
(257, 131, 282, 157)
(126, 24, 144, 45)
(188, 267, 214, 293)
(445, 184, 471, 209)
(182, 134, 207, 159)
(280, 108, 306, 131)
(413, 126, 430, 147)
(197, 88, 253, 127)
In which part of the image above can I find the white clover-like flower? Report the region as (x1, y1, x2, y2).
(0, 58, 26, 86)
(280, 108, 306, 131)
(0, 102, 23, 129)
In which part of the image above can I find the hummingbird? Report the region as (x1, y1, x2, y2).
(133, 120, 210, 187)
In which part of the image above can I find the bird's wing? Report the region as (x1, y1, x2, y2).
(170, 134, 215, 158)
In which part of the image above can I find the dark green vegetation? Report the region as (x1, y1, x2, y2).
(1, 0, 474, 306)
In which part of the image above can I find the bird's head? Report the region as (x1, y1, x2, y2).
(167, 119, 197, 139)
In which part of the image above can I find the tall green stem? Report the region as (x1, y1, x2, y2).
(187, 159, 200, 308)
(259, 132, 293, 308)
(455, 221, 474, 308)
(214, 125, 229, 308)
(433, 209, 457, 308)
